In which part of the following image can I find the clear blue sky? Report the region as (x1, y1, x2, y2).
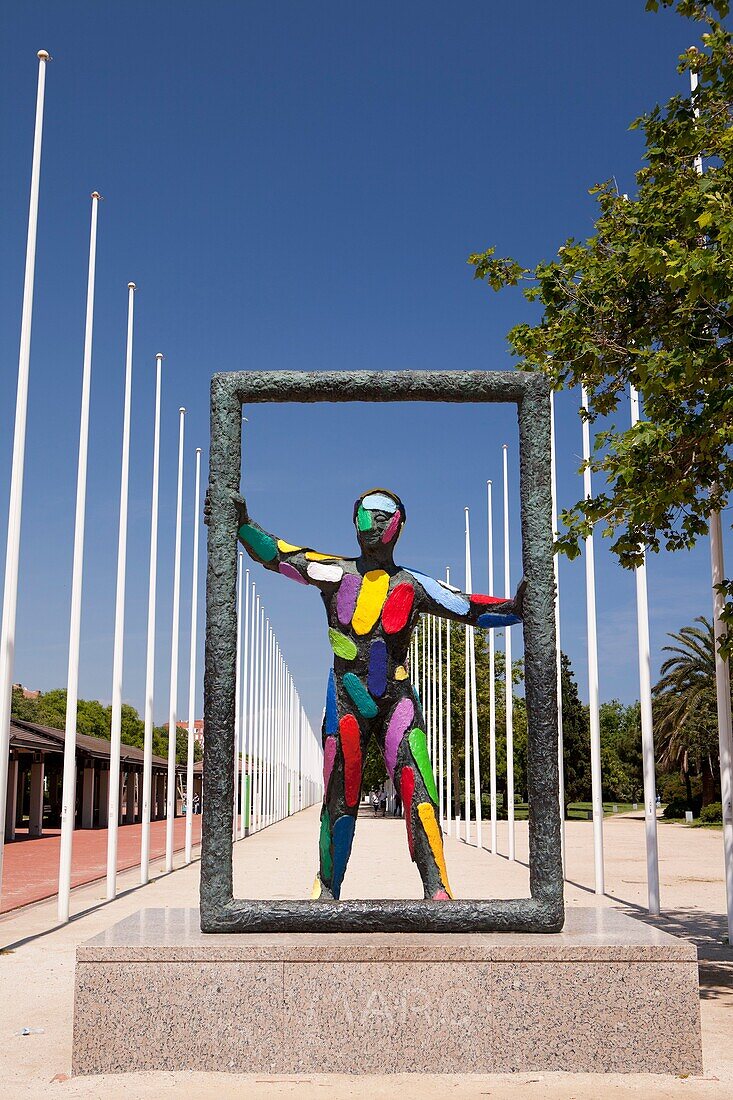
(1, 1, 728, 730)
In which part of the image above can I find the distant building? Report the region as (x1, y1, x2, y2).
(176, 719, 204, 748)
(13, 683, 40, 700)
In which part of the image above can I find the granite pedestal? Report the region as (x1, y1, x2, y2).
(72, 907, 702, 1076)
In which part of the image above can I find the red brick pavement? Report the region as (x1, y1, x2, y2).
(0, 815, 202, 914)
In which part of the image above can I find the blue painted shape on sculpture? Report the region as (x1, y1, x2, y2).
(476, 611, 520, 628)
(361, 492, 398, 514)
(325, 669, 338, 735)
(367, 638, 388, 697)
(331, 814, 357, 899)
(404, 567, 471, 616)
(343, 672, 378, 718)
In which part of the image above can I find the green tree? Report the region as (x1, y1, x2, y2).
(468, 0, 733, 645)
(559, 652, 591, 811)
(653, 617, 725, 805)
(10, 687, 200, 765)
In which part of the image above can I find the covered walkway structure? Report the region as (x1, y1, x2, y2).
(4, 718, 202, 842)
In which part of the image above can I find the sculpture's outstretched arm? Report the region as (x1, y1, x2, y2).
(232, 494, 346, 589)
(405, 567, 525, 629)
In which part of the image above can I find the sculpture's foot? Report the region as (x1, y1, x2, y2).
(431, 889, 452, 901)
(310, 875, 336, 901)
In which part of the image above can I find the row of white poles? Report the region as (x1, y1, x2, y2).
(232, 556, 323, 838)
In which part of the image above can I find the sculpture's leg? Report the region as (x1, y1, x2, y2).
(312, 673, 369, 901)
(383, 690, 452, 900)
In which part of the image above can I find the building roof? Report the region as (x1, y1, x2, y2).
(9, 718, 186, 772)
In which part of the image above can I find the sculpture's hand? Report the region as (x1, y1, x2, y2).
(512, 576, 527, 619)
(231, 491, 249, 529)
(203, 488, 249, 528)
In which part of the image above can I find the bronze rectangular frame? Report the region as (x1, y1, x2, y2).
(201, 369, 563, 933)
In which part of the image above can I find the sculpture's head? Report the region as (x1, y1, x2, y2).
(353, 488, 406, 554)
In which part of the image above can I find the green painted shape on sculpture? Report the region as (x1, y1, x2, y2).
(319, 809, 332, 879)
(328, 628, 357, 660)
(342, 673, 378, 718)
(356, 505, 372, 532)
(408, 727, 439, 804)
(238, 523, 278, 562)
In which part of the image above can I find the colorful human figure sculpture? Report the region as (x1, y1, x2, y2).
(233, 488, 524, 902)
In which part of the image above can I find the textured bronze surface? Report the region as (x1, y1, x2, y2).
(202, 370, 562, 933)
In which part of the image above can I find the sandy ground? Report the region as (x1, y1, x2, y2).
(0, 806, 731, 1099)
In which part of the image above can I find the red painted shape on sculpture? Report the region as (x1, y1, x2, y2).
(382, 583, 414, 634)
(470, 593, 506, 605)
(400, 765, 416, 860)
(340, 715, 362, 807)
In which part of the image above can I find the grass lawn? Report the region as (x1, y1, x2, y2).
(505, 801, 637, 822)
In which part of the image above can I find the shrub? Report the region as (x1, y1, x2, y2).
(699, 802, 723, 825)
(663, 799, 688, 819)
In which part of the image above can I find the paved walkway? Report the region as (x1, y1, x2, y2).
(0, 807, 731, 1098)
(0, 817, 202, 914)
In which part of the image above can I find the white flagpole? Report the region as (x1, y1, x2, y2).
(629, 387, 661, 914)
(464, 513, 472, 845)
(245, 579, 256, 834)
(445, 567, 452, 836)
(466, 507, 483, 849)
(140, 353, 164, 884)
(581, 388, 605, 895)
(690, 67, 733, 942)
(58, 191, 101, 923)
(487, 480, 497, 855)
(549, 392, 566, 873)
(239, 568, 250, 838)
(0, 51, 51, 903)
(503, 444, 515, 862)
(233, 551, 244, 839)
(184, 447, 201, 864)
(165, 407, 186, 873)
(437, 612, 444, 828)
(106, 281, 136, 900)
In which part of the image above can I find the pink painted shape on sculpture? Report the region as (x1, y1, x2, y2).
(336, 572, 361, 624)
(381, 511, 401, 544)
(279, 562, 308, 584)
(323, 737, 337, 791)
(384, 696, 414, 779)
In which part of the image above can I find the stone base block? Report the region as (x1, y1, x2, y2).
(72, 907, 702, 1075)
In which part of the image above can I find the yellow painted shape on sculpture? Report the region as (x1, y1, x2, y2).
(277, 539, 302, 553)
(311, 876, 322, 899)
(351, 570, 390, 635)
(417, 802, 453, 897)
(394, 665, 408, 680)
(305, 550, 344, 561)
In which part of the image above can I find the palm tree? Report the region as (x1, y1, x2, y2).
(653, 617, 724, 808)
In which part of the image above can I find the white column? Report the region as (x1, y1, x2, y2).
(581, 388, 605, 896)
(239, 569, 250, 837)
(437, 613, 444, 828)
(81, 765, 95, 830)
(0, 51, 51, 901)
(140, 354, 163, 884)
(465, 507, 482, 849)
(185, 447, 201, 864)
(29, 757, 45, 837)
(106, 281, 136, 900)
(165, 408, 186, 872)
(58, 192, 101, 924)
(487, 480, 497, 856)
(503, 444, 515, 862)
(691, 67, 733, 942)
(629, 386, 661, 915)
(5, 758, 19, 842)
(445, 569, 452, 836)
(550, 392, 566, 873)
(710, 511, 733, 942)
(233, 551, 244, 839)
